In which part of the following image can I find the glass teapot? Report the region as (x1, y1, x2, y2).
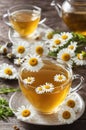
(51, 0, 86, 36)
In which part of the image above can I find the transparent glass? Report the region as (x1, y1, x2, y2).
(18, 57, 84, 114)
(3, 4, 41, 37)
(51, 0, 86, 35)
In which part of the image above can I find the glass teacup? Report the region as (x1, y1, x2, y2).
(3, 4, 41, 37)
(18, 57, 84, 114)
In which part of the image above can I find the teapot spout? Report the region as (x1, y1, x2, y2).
(51, 0, 62, 17)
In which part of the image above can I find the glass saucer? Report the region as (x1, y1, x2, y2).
(8, 24, 53, 44)
(9, 91, 85, 126)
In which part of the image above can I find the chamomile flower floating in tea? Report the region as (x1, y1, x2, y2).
(60, 32, 73, 42)
(42, 82, 54, 93)
(15, 105, 36, 121)
(58, 106, 76, 124)
(0, 63, 17, 79)
(57, 48, 75, 66)
(23, 76, 35, 85)
(35, 86, 45, 94)
(12, 42, 30, 58)
(54, 74, 66, 82)
(30, 42, 49, 56)
(35, 83, 54, 94)
(73, 53, 86, 66)
(67, 41, 77, 52)
(22, 54, 44, 72)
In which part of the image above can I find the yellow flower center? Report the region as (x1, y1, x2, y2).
(22, 109, 31, 117)
(62, 35, 68, 40)
(62, 53, 71, 61)
(68, 45, 74, 50)
(67, 100, 75, 108)
(38, 87, 43, 91)
(44, 85, 50, 89)
(17, 46, 25, 54)
(29, 58, 38, 66)
(27, 77, 32, 82)
(4, 68, 13, 75)
(58, 75, 63, 80)
(54, 39, 61, 45)
(36, 46, 43, 55)
(77, 53, 83, 60)
(47, 33, 53, 39)
(62, 111, 71, 119)
(52, 45, 56, 48)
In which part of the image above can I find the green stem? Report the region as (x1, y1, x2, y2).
(0, 88, 20, 94)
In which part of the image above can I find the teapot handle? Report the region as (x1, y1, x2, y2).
(51, 0, 62, 17)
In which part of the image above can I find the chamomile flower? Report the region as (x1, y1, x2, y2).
(60, 32, 73, 42)
(73, 53, 86, 66)
(67, 41, 77, 52)
(0, 63, 17, 79)
(53, 33, 61, 39)
(54, 74, 66, 82)
(65, 93, 81, 112)
(0, 44, 8, 54)
(42, 82, 54, 93)
(14, 58, 24, 66)
(23, 76, 35, 85)
(45, 29, 54, 40)
(30, 42, 49, 56)
(53, 34, 66, 47)
(22, 54, 44, 72)
(58, 106, 76, 124)
(7, 53, 15, 59)
(49, 38, 65, 52)
(12, 42, 30, 58)
(15, 105, 36, 121)
(57, 48, 75, 66)
(52, 36, 62, 47)
(32, 30, 41, 40)
(35, 86, 45, 94)
(49, 43, 58, 52)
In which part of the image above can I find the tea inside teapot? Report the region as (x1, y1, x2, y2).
(51, 0, 86, 35)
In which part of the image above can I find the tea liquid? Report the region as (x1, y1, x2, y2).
(19, 60, 72, 113)
(62, 11, 86, 35)
(10, 10, 40, 37)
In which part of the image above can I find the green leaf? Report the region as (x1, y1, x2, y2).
(82, 51, 86, 57)
(0, 87, 21, 94)
(48, 51, 57, 57)
(0, 97, 14, 120)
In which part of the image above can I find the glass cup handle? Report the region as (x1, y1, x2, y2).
(3, 13, 11, 27)
(39, 18, 46, 24)
(70, 74, 84, 93)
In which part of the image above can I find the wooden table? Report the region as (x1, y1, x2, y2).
(0, 0, 86, 130)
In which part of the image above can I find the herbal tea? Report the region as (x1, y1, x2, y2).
(10, 10, 40, 37)
(62, 11, 86, 35)
(19, 60, 72, 114)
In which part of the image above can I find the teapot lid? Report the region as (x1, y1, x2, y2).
(68, 0, 86, 5)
